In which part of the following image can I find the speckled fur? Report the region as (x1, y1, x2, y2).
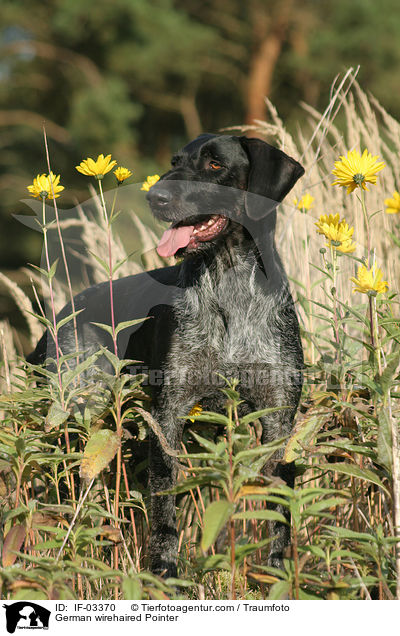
(149, 233, 303, 575)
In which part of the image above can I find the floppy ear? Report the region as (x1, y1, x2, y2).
(239, 137, 305, 220)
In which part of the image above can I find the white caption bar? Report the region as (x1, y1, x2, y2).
(2, 600, 399, 635)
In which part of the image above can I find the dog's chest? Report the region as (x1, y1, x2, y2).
(170, 266, 282, 368)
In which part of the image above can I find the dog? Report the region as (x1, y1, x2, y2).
(28, 134, 305, 578)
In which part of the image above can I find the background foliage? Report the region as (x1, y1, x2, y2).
(2, 0, 400, 271)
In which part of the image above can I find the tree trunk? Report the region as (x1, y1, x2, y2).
(179, 94, 202, 139)
(246, 32, 285, 124)
(245, 1, 293, 124)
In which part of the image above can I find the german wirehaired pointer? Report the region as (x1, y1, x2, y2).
(28, 134, 305, 577)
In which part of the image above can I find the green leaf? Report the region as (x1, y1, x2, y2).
(189, 431, 226, 454)
(326, 527, 377, 542)
(48, 258, 59, 280)
(268, 580, 291, 600)
(378, 350, 400, 395)
(233, 438, 285, 464)
(31, 539, 63, 550)
(233, 509, 287, 523)
(30, 259, 59, 281)
(165, 474, 226, 495)
(56, 309, 84, 333)
(234, 538, 272, 560)
(201, 500, 235, 551)
(377, 409, 392, 471)
(112, 253, 134, 275)
(114, 317, 148, 336)
(240, 406, 290, 427)
(197, 553, 230, 571)
(389, 231, 400, 248)
(181, 411, 231, 426)
(62, 351, 103, 389)
(13, 589, 47, 601)
(284, 414, 324, 462)
(336, 298, 370, 327)
(2, 524, 26, 566)
(305, 496, 349, 515)
(90, 321, 114, 338)
(87, 250, 109, 274)
(317, 463, 389, 494)
(44, 402, 69, 431)
(80, 430, 120, 480)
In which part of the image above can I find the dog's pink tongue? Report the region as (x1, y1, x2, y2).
(157, 225, 194, 257)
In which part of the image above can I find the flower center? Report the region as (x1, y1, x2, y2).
(353, 173, 365, 185)
(40, 190, 49, 199)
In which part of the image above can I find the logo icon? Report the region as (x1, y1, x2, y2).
(3, 602, 50, 633)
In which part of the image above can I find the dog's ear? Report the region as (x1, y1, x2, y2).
(239, 137, 305, 220)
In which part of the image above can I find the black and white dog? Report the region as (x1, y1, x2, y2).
(28, 134, 305, 577)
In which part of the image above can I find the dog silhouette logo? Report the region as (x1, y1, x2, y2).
(3, 602, 50, 633)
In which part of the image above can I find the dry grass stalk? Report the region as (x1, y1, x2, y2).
(0, 271, 42, 347)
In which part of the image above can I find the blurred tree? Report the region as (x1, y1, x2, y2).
(1, 0, 400, 272)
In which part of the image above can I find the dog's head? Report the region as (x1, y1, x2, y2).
(146, 134, 304, 258)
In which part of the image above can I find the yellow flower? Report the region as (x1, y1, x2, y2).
(141, 174, 160, 191)
(315, 213, 340, 236)
(114, 167, 132, 183)
(188, 403, 203, 422)
(76, 154, 117, 179)
(351, 264, 389, 295)
(315, 213, 356, 254)
(384, 190, 400, 214)
(293, 193, 315, 212)
(27, 172, 64, 199)
(332, 149, 385, 194)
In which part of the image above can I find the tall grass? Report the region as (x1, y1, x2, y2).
(0, 74, 399, 600)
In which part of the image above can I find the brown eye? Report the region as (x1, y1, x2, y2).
(209, 160, 222, 170)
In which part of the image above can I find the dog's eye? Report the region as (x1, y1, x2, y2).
(208, 160, 223, 171)
(171, 155, 182, 167)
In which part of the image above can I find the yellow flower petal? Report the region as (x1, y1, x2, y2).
(332, 149, 385, 194)
(114, 167, 133, 183)
(141, 174, 160, 191)
(76, 153, 117, 178)
(27, 172, 64, 199)
(384, 190, 400, 214)
(294, 193, 315, 211)
(351, 264, 389, 295)
(315, 213, 356, 253)
(188, 403, 203, 422)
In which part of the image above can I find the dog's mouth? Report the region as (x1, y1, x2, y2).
(156, 214, 228, 258)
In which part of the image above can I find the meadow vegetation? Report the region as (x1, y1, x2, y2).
(1, 74, 400, 600)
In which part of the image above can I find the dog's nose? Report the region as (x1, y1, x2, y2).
(146, 187, 172, 207)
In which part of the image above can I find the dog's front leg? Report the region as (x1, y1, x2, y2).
(255, 398, 300, 570)
(148, 411, 183, 578)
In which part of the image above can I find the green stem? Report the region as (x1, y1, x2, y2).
(97, 178, 118, 356)
(387, 391, 400, 599)
(369, 295, 382, 375)
(41, 197, 64, 397)
(227, 401, 236, 600)
(360, 189, 371, 266)
(43, 128, 80, 368)
(292, 521, 300, 600)
(330, 244, 341, 364)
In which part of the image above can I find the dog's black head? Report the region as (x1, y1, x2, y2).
(146, 134, 304, 259)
